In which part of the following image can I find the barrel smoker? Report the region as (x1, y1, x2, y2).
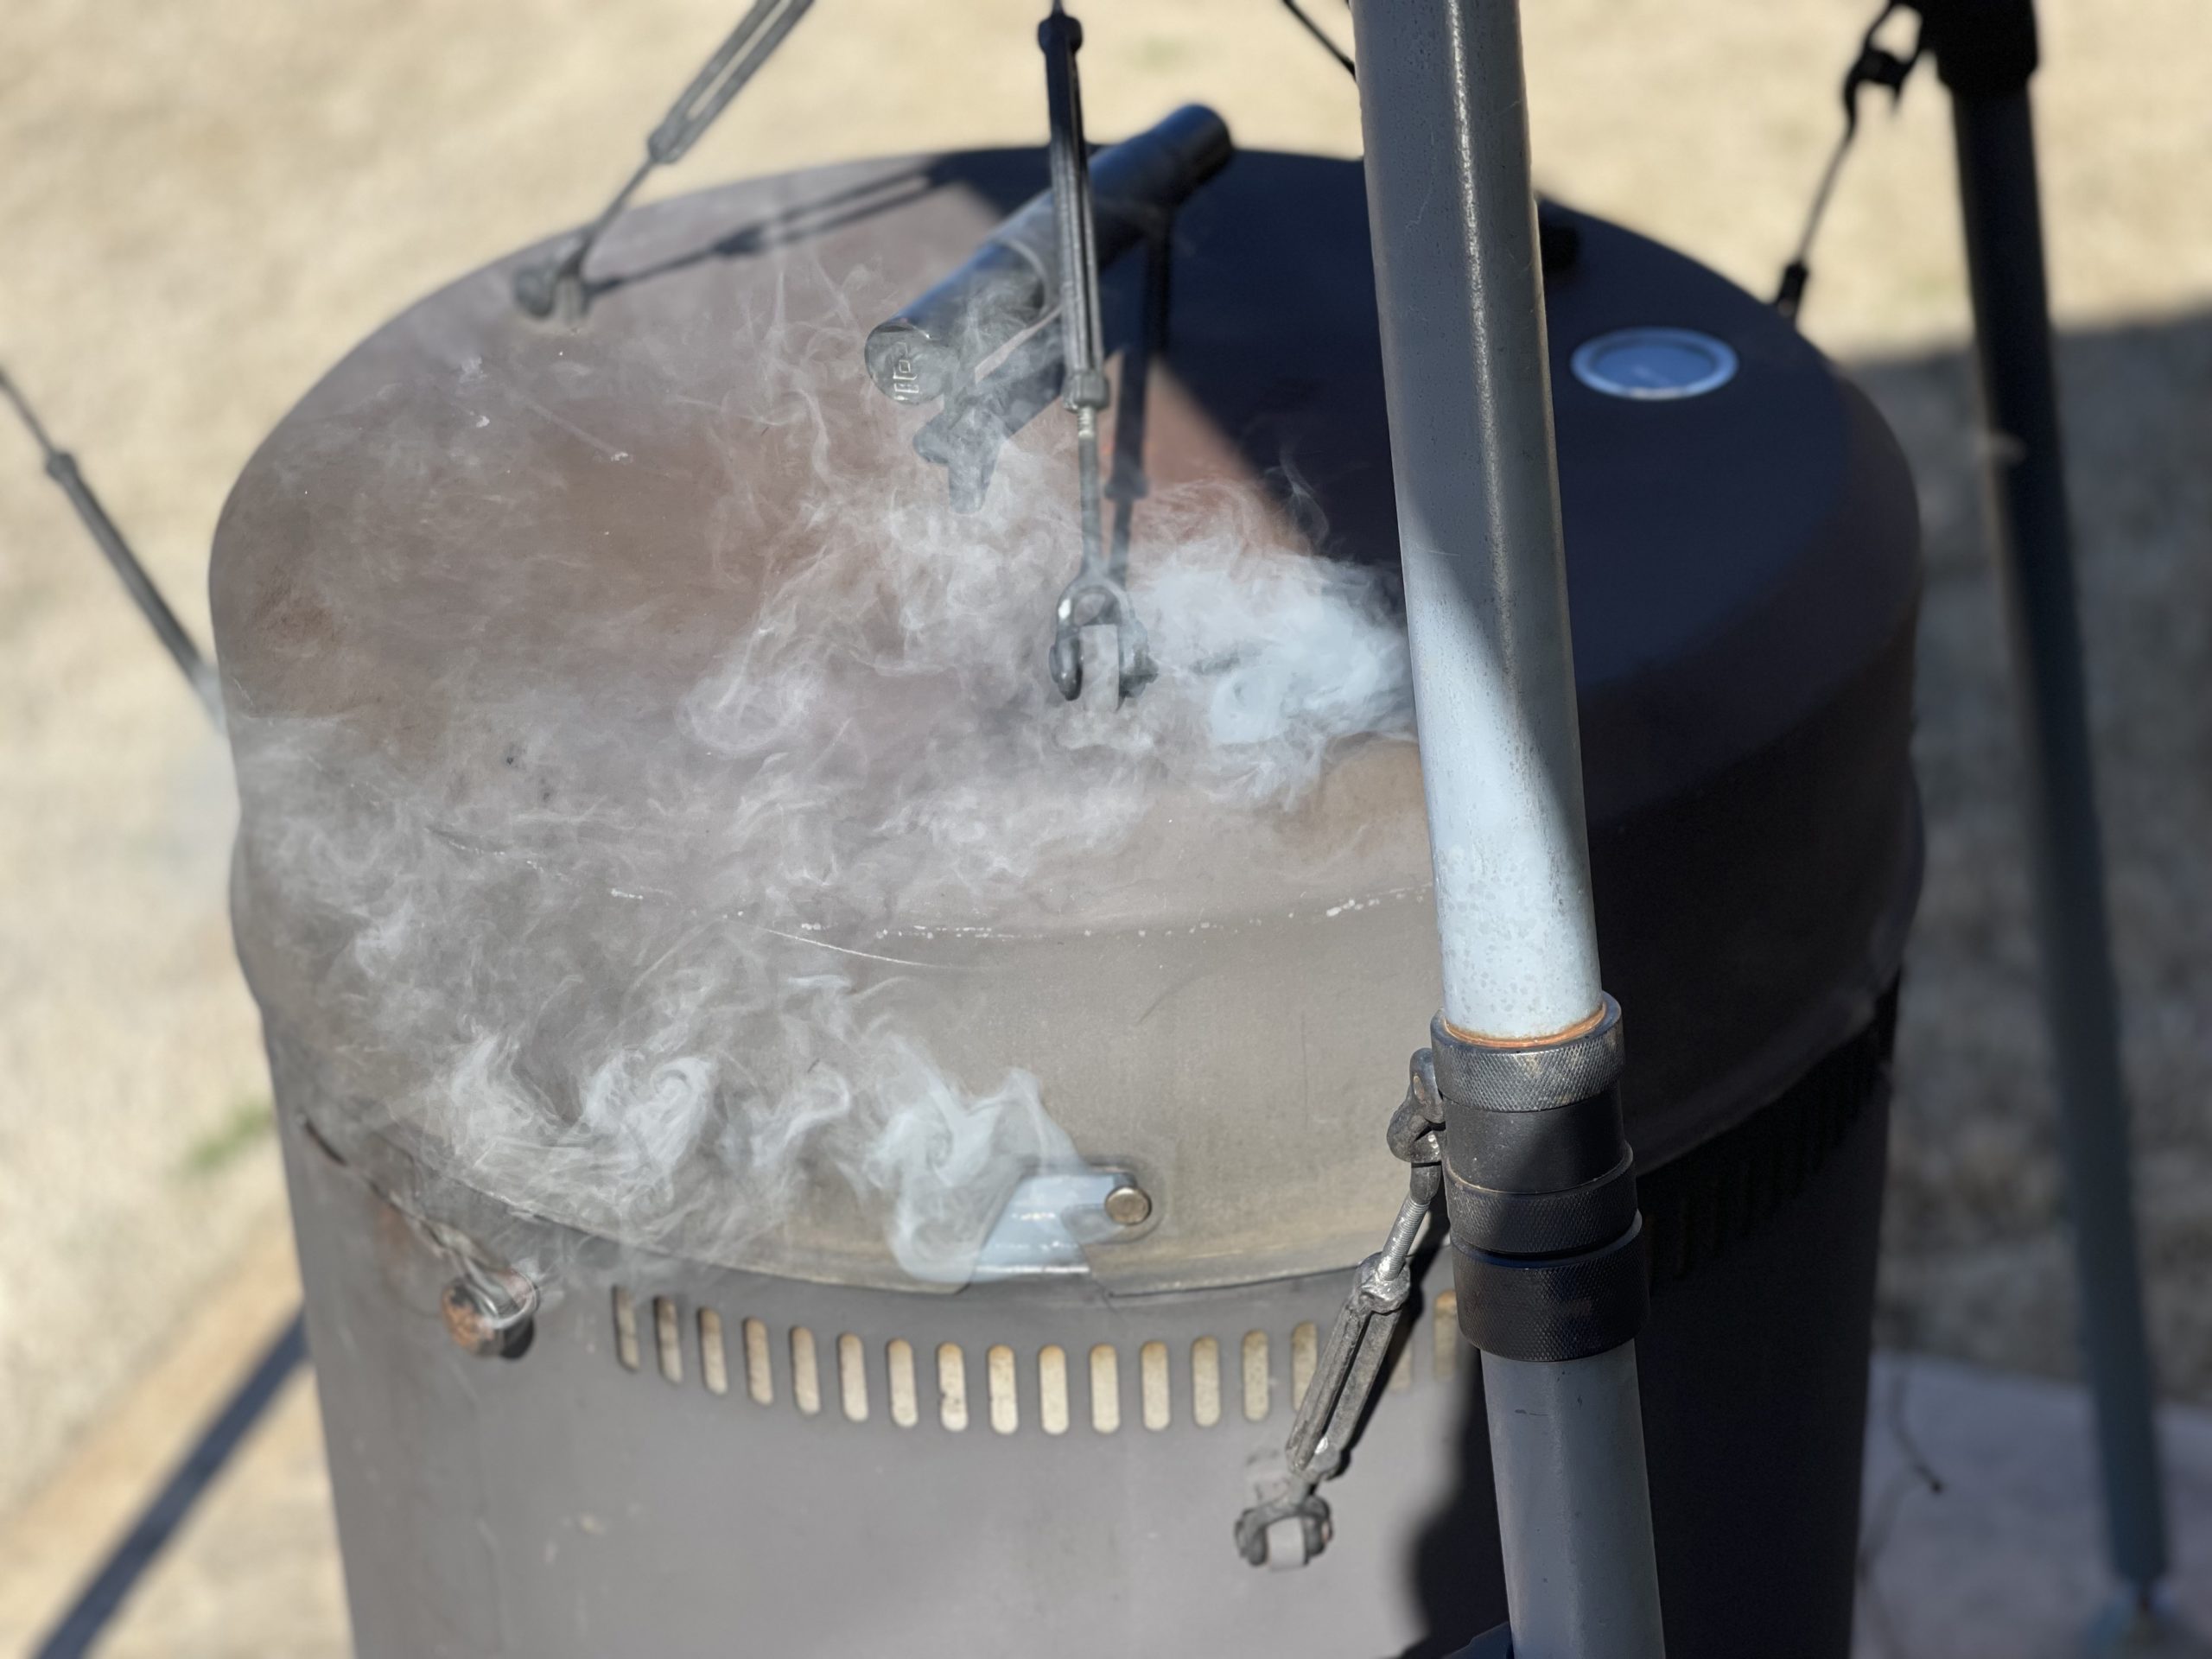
(206, 21, 1923, 1659)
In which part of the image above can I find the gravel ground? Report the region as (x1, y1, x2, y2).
(1, 0, 2207, 1521)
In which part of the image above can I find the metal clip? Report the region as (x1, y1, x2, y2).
(1049, 569, 1156, 702)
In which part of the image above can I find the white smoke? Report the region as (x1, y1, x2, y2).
(226, 232, 1414, 1286)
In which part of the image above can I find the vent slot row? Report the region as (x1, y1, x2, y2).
(605, 1288, 1459, 1437)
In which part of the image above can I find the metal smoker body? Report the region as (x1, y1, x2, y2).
(214, 145, 1921, 1656)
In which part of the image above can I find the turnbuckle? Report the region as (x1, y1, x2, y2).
(1038, 3, 1156, 705)
(1235, 1050, 1444, 1567)
(514, 0, 819, 320)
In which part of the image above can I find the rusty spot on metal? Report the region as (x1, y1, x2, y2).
(1441, 1001, 1609, 1048)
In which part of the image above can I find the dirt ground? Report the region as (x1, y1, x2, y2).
(1, 0, 2209, 1542)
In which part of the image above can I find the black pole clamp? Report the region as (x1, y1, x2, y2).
(1431, 995, 1649, 1363)
(1909, 0, 2038, 99)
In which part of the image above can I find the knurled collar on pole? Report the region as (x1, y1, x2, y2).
(1431, 996, 1649, 1363)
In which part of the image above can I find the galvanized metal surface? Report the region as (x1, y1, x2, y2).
(275, 1041, 1895, 1658)
(278, 1106, 1484, 1657)
(214, 150, 1920, 1295)
(1343, 0, 1599, 1046)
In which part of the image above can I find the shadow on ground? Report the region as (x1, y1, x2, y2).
(1850, 309, 2212, 1402)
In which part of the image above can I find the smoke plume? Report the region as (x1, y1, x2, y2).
(226, 233, 1414, 1287)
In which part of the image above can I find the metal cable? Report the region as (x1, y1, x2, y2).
(0, 365, 223, 721)
(1775, 2, 1924, 321)
(513, 0, 820, 319)
(1280, 0, 1355, 79)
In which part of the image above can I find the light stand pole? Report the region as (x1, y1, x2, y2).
(1916, 3, 2198, 1649)
(1345, 2, 1667, 1653)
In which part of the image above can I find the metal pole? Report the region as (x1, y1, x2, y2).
(1344, 0, 1602, 1041)
(1481, 1347, 1666, 1658)
(1923, 0, 2174, 1624)
(1345, 2, 1664, 1654)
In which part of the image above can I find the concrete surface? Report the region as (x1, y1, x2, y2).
(3, 0, 2210, 1631)
(1854, 1354, 2212, 1659)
